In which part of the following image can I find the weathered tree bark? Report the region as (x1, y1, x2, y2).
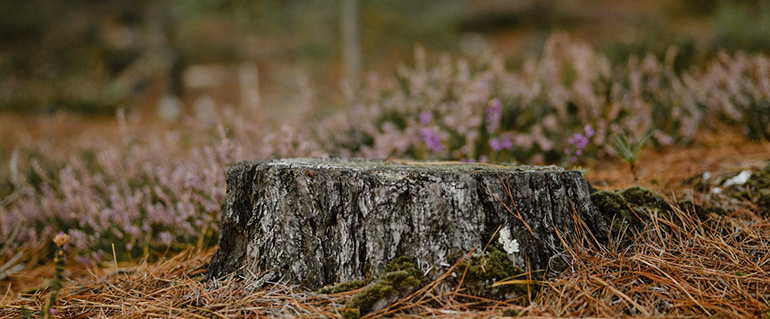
(207, 158, 607, 289)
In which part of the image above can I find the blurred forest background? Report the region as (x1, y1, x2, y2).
(2, 0, 769, 119)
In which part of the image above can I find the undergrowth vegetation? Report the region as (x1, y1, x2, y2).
(1, 36, 769, 272)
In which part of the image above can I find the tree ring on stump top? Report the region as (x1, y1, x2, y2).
(206, 157, 607, 290)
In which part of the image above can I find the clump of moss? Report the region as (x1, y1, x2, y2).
(384, 256, 424, 278)
(592, 187, 669, 238)
(318, 279, 369, 295)
(593, 186, 727, 242)
(341, 307, 361, 319)
(746, 164, 770, 191)
(457, 247, 528, 302)
(345, 256, 426, 317)
(591, 189, 648, 236)
(733, 164, 770, 216)
(621, 186, 668, 211)
(689, 163, 770, 216)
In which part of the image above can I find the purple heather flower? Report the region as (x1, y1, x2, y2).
(489, 137, 512, 152)
(419, 111, 433, 125)
(419, 127, 443, 152)
(571, 133, 589, 149)
(158, 231, 174, 246)
(490, 138, 502, 151)
(486, 98, 502, 133)
(565, 127, 593, 164)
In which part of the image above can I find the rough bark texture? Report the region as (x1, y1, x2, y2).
(207, 158, 607, 289)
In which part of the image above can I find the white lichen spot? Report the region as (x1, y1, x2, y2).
(724, 170, 752, 187)
(498, 227, 519, 254)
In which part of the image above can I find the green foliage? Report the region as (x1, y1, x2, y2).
(46, 246, 65, 316)
(610, 132, 651, 183)
(610, 132, 651, 167)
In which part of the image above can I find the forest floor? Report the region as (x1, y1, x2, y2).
(1, 122, 769, 318)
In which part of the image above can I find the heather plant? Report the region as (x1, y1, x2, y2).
(20, 232, 69, 319)
(321, 35, 703, 164)
(690, 52, 770, 140)
(563, 124, 595, 164)
(0, 107, 324, 265)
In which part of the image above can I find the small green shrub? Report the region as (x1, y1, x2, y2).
(610, 132, 651, 183)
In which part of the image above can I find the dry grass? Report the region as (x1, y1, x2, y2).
(2, 202, 768, 318)
(0, 248, 537, 318)
(539, 205, 770, 318)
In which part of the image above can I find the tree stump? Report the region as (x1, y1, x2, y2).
(206, 158, 607, 289)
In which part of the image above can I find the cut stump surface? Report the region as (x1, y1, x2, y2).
(207, 158, 607, 289)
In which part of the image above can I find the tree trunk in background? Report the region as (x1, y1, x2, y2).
(206, 158, 608, 289)
(340, 0, 361, 91)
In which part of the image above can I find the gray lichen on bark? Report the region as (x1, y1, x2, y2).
(207, 158, 607, 289)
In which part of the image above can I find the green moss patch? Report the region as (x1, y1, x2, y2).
(343, 256, 427, 317)
(591, 186, 724, 241)
(457, 247, 529, 302)
(592, 189, 638, 233)
(620, 186, 668, 211)
(686, 163, 770, 216)
(730, 164, 770, 216)
(591, 186, 670, 239)
(318, 279, 369, 295)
